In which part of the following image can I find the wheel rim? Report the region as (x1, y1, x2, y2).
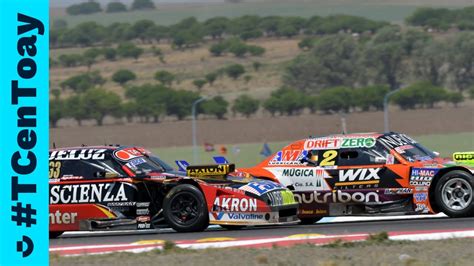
(169, 191, 200, 225)
(441, 178, 472, 211)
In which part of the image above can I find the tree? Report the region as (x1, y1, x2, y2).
(391, 81, 447, 109)
(121, 101, 137, 123)
(192, 79, 207, 90)
(201, 96, 229, 119)
(125, 84, 169, 123)
(102, 47, 117, 61)
(298, 37, 315, 50)
(117, 42, 144, 61)
(166, 90, 200, 120)
(65, 95, 88, 126)
(112, 69, 137, 85)
(60, 72, 106, 92)
(204, 17, 229, 39)
(205, 72, 218, 85)
(247, 45, 265, 56)
(225, 64, 245, 79)
(470, 87, 474, 99)
(412, 40, 448, 86)
(58, 54, 83, 67)
(66, 1, 102, 15)
(154, 71, 175, 86)
(446, 92, 464, 107)
(61, 22, 105, 47)
(50, 99, 65, 128)
(252, 61, 262, 71)
(364, 26, 405, 90)
(285, 34, 362, 92)
(131, 0, 155, 10)
(449, 33, 474, 91)
(82, 88, 122, 126)
(209, 42, 227, 56)
(262, 87, 305, 116)
(232, 95, 259, 118)
(353, 85, 389, 111)
(228, 42, 248, 57)
(317, 87, 354, 113)
(106, 2, 127, 13)
(83, 48, 102, 70)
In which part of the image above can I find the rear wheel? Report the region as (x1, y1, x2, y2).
(299, 217, 322, 225)
(163, 184, 209, 232)
(434, 170, 474, 217)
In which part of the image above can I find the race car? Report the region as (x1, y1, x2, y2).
(48, 146, 299, 238)
(228, 132, 474, 224)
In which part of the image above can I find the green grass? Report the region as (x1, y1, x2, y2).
(55, 2, 425, 27)
(152, 132, 474, 168)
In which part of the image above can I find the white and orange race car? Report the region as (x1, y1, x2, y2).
(226, 132, 474, 224)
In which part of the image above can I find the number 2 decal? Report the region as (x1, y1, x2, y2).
(49, 161, 61, 178)
(319, 150, 337, 166)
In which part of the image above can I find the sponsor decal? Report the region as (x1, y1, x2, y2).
(341, 137, 376, 148)
(384, 188, 413, 195)
(50, 183, 133, 204)
(269, 150, 307, 165)
(304, 138, 341, 150)
(294, 191, 379, 204)
(228, 213, 264, 220)
(410, 168, 438, 186)
(239, 181, 283, 196)
(266, 190, 296, 206)
(49, 210, 78, 225)
(395, 145, 414, 154)
(304, 137, 376, 150)
(415, 203, 428, 213)
(336, 168, 380, 186)
(265, 167, 330, 191)
(379, 134, 417, 149)
(300, 209, 327, 215)
(60, 175, 84, 181)
(211, 212, 225, 220)
(414, 193, 428, 202)
(453, 152, 474, 164)
(49, 149, 107, 161)
(187, 164, 232, 177)
(213, 197, 257, 212)
(113, 147, 148, 161)
(415, 186, 428, 192)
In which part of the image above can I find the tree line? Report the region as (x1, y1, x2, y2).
(66, 0, 155, 15)
(286, 27, 474, 92)
(406, 6, 474, 31)
(51, 14, 387, 49)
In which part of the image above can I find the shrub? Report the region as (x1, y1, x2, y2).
(232, 95, 260, 118)
(112, 69, 137, 85)
(154, 70, 175, 86)
(224, 64, 245, 79)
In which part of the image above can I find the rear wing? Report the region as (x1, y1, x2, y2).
(186, 164, 235, 179)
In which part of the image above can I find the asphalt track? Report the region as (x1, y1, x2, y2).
(50, 216, 474, 247)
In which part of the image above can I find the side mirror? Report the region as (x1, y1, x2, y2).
(433, 151, 440, 157)
(374, 157, 387, 164)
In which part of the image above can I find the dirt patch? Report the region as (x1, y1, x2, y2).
(50, 238, 474, 266)
(50, 104, 474, 148)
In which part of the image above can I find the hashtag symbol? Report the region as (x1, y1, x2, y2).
(11, 202, 36, 227)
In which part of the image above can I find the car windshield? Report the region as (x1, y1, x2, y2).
(394, 143, 437, 162)
(123, 154, 175, 175)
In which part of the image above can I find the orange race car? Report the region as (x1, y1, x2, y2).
(227, 132, 474, 224)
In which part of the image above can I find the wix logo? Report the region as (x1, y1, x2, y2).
(338, 168, 381, 182)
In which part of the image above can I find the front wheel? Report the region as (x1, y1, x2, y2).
(434, 170, 474, 217)
(163, 184, 209, 232)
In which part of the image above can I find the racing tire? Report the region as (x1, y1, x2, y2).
(434, 170, 474, 217)
(299, 217, 323, 225)
(49, 231, 64, 239)
(163, 184, 209, 232)
(220, 225, 245, 230)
